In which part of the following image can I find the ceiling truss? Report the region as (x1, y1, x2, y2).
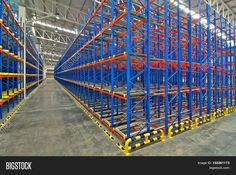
(26, 0, 87, 25)
(33, 28, 71, 45)
(207, 0, 236, 26)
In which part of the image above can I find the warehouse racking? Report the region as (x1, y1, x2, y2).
(25, 33, 44, 95)
(0, 0, 44, 120)
(55, 0, 236, 154)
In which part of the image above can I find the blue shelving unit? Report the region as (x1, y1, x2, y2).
(0, 0, 44, 119)
(54, 0, 236, 154)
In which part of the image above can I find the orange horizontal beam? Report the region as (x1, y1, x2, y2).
(3, 0, 24, 32)
(58, 11, 127, 70)
(56, 77, 128, 101)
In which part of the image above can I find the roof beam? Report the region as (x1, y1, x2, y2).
(207, 0, 236, 26)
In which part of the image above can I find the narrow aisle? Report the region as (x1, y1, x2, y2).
(0, 79, 122, 156)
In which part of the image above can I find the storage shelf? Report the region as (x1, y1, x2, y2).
(0, 0, 44, 119)
(55, 0, 236, 151)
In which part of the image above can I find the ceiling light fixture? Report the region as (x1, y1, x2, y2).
(190, 10, 196, 16)
(179, 4, 185, 10)
(56, 12, 60, 20)
(168, 0, 228, 41)
(192, 14, 200, 19)
(41, 52, 61, 57)
(183, 8, 190, 14)
(33, 21, 77, 34)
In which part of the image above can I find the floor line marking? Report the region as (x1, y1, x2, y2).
(0, 80, 46, 131)
(56, 80, 124, 154)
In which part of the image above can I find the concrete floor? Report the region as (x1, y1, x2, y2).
(0, 79, 235, 156)
(133, 114, 236, 156)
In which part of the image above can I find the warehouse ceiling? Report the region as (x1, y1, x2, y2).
(10, 0, 236, 70)
(11, 0, 92, 70)
(181, 0, 236, 25)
